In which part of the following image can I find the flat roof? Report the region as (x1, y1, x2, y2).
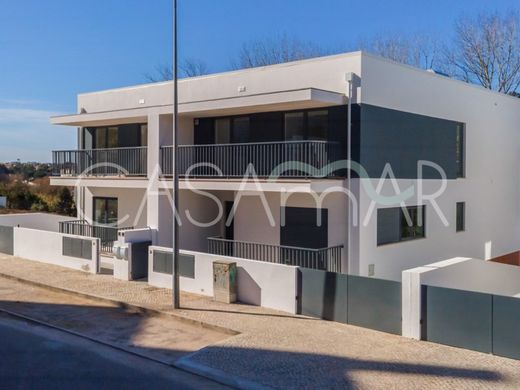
(50, 87, 346, 126)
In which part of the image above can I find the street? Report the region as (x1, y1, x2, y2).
(0, 312, 228, 389)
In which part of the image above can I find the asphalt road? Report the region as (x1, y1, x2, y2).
(0, 313, 228, 390)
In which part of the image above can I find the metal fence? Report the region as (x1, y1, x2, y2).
(297, 269, 402, 335)
(59, 220, 133, 254)
(161, 140, 342, 177)
(52, 147, 147, 176)
(423, 285, 520, 360)
(0, 225, 14, 255)
(207, 236, 342, 272)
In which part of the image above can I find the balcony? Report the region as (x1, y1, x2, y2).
(207, 236, 343, 272)
(161, 140, 342, 178)
(52, 147, 147, 177)
(59, 220, 133, 253)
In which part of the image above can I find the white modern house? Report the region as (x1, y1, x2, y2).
(48, 51, 520, 282)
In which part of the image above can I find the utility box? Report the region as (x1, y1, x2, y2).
(213, 261, 237, 303)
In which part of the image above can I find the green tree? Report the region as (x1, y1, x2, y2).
(55, 187, 76, 216)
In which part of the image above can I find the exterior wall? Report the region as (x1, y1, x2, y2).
(53, 51, 520, 283)
(353, 53, 520, 280)
(0, 213, 72, 232)
(76, 52, 362, 113)
(148, 247, 299, 313)
(13, 227, 99, 273)
(82, 187, 147, 229)
(402, 257, 520, 339)
(157, 189, 222, 250)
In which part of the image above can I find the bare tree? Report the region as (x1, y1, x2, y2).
(145, 58, 209, 82)
(359, 33, 439, 69)
(444, 11, 520, 94)
(232, 34, 326, 69)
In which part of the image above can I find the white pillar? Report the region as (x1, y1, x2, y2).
(147, 111, 161, 242)
(402, 267, 428, 339)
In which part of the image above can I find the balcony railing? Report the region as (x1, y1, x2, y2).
(207, 237, 343, 273)
(59, 220, 133, 254)
(52, 147, 147, 177)
(161, 140, 342, 178)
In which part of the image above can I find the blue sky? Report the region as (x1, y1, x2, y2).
(0, 0, 517, 162)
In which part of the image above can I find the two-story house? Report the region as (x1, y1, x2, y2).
(50, 51, 520, 281)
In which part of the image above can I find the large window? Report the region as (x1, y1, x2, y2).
(93, 197, 118, 225)
(284, 109, 328, 141)
(232, 116, 250, 143)
(307, 110, 328, 141)
(456, 202, 465, 232)
(377, 206, 425, 246)
(284, 112, 305, 141)
(83, 124, 147, 149)
(212, 117, 250, 144)
(456, 124, 465, 178)
(215, 118, 231, 144)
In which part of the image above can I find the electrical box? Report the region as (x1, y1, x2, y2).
(213, 261, 237, 303)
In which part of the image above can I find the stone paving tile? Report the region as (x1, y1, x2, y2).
(1, 254, 520, 389)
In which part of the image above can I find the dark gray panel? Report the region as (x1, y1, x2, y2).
(179, 254, 195, 279)
(298, 268, 348, 323)
(153, 251, 173, 274)
(492, 295, 520, 360)
(152, 251, 194, 278)
(347, 275, 402, 335)
(0, 225, 14, 255)
(81, 240, 92, 259)
(129, 241, 151, 280)
(377, 208, 400, 245)
(62, 237, 91, 260)
(425, 286, 492, 353)
(359, 105, 460, 179)
(71, 238, 83, 258)
(281, 207, 328, 249)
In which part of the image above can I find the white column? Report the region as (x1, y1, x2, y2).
(147, 111, 160, 240)
(401, 267, 428, 339)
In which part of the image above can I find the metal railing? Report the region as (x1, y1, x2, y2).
(161, 140, 342, 178)
(59, 220, 133, 254)
(207, 237, 343, 273)
(52, 147, 147, 177)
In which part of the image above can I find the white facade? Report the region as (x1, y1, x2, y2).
(49, 51, 520, 281)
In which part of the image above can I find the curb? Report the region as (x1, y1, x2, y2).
(0, 272, 238, 336)
(176, 355, 273, 390)
(0, 307, 175, 367)
(0, 308, 242, 389)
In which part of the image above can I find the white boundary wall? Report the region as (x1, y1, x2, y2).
(0, 213, 72, 232)
(402, 257, 520, 339)
(13, 227, 99, 274)
(148, 247, 298, 314)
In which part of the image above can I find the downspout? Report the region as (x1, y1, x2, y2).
(345, 73, 354, 275)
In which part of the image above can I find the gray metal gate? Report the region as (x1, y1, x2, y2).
(0, 226, 14, 255)
(298, 268, 348, 322)
(347, 275, 402, 334)
(424, 286, 492, 353)
(493, 295, 520, 360)
(297, 269, 402, 334)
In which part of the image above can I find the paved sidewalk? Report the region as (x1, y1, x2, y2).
(1, 254, 520, 389)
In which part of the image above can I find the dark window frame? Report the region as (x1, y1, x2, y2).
(456, 202, 465, 232)
(198, 107, 331, 145)
(82, 123, 147, 149)
(377, 205, 426, 246)
(284, 108, 329, 141)
(93, 196, 118, 226)
(456, 123, 465, 178)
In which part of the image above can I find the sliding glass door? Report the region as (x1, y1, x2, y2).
(93, 197, 118, 226)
